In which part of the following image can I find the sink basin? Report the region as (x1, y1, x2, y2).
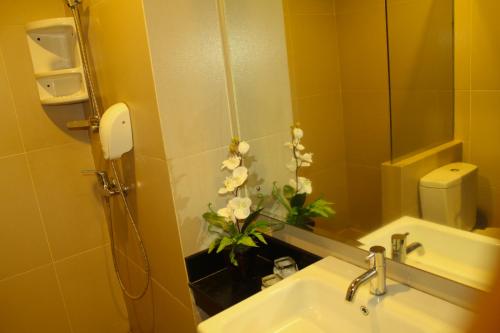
(197, 256, 473, 333)
(358, 216, 500, 290)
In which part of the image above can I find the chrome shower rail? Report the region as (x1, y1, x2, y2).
(66, 0, 100, 130)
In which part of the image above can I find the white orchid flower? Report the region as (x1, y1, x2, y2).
(238, 141, 250, 155)
(218, 176, 238, 194)
(221, 155, 241, 170)
(228, 197, 252, 220)
(292, 127, 304, 140)
(217, 207, 236, 222)
(218, 166, 248, 194)
(299, 152, 313, 164)
(286, 159, 297, 172)
(232, 166, 248, 186)
(289, 177, 312, 194)
(285, 142, 305, 150)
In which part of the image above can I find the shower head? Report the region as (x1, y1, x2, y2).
(65, 0, 81, 8)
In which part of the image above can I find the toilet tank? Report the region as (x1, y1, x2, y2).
(419, 162, 478, 230)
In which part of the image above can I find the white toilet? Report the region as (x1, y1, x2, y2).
(419, 162, 478, 230)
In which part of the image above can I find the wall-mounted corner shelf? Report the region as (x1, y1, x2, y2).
(25, 17, 88, 105)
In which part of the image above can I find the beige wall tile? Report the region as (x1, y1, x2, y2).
(0, 0, 65, 26)
(455, 90, 471, 160)
(287, 12, 340, 98)
(285, 0, 335, 15)
(470, 91, 500, 189)
(134, 155, 192, 307)
(168, 147, 229, 256)
(342, 91, 391, 166)
(387, 0, 454, 91)
(388, 0, 454, 159)
(0, 51, 23, 157)
(27, 142, 108, 259)
(86, 0, 166, 160)
(0, 264, 72, 333)
(454, 0, 471, 91)
(225, 0, 294, 140)
(246, 131, 291, 191)
(305, 163, 351, 231)
(391, 89, 454, 160)
(143, 0, 233, 160)
(55, 246, 129, 333)
(346, 165, 382, 232)
(294, 93, 346, 168)
(478, 185, 500, 228)
(336, 1, 388, 90)
(335, 0, 385, 14)
(471, 0, 500, 90)
(151, 280, 196, 333)
(0, 25, 89, 151)
(0, 155, 51, 279)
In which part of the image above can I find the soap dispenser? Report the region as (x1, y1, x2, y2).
(99, 103, 133, 160)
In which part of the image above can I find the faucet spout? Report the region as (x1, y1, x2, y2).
(345, 246, 387, 302)
(406, 242, 423, 254)
(392, 233, 423, 263)
(345, 267, 377, 302)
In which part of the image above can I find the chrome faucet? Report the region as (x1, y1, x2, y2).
(345, 246, 387, 302)
(391, 233, 423, 263)
(81, 169, 129, 197)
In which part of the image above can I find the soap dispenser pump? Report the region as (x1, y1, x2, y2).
(99, 103, 133, 160)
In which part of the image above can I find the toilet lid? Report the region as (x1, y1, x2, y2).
(420, 162, 477, 189)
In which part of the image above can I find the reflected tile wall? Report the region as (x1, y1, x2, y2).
(283, 0, 351, 233)
(335, 0, 391, 232)
(455, 0, 500, 228)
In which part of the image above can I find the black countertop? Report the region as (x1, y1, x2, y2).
(185, 236, 322, 316)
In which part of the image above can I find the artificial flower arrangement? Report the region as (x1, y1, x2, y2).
(272, 124, 335, 231)
(202, 138, 271, 266)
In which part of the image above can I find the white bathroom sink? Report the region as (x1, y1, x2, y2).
(358, 216, 500, 290)
(197, 256, 473, 333)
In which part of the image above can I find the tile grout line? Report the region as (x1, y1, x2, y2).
(22, 153, 75, 333)
(0, 263, 53, 284)
(53, 242, 111, 265)
(0, 151, 25, 161)
(466, 0, 472, 161)
(1, 23, 78, 333)
(0, 242, 112, 284)
(0, 47, 27, 156)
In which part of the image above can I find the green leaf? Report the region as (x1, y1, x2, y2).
(216, 236, 234, 253)
(245, 219, 270, 233)
(252, 231, 267, 245)
(241, 208, 264, 232)
(272, 183, 292, 212)
(229, 249, 238, 266)
(237, 236, 258, 247)
(283, 185, 296, 200)
(203, 211, 230, 231)
(290, 193, 307, 208)
(208, 238, 220, 253)
(307, 199, 335, 218)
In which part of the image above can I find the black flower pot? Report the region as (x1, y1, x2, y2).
(224, 245, 257, 281)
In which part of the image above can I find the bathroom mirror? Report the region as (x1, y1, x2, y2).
(219, 0, 500, 291)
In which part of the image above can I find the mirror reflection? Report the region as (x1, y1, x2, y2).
(220, 0, 500, 291)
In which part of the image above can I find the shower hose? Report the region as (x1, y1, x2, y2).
(107, 161, 151, 300)
(67, 0, 151, 300)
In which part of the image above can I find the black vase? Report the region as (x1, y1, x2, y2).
(225, 245, 257, 281)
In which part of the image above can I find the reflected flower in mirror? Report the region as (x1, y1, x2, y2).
(202, 137, 273, 266)
(272, 124, 335, 231)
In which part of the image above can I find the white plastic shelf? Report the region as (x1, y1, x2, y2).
(26, 17, 88, 105)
